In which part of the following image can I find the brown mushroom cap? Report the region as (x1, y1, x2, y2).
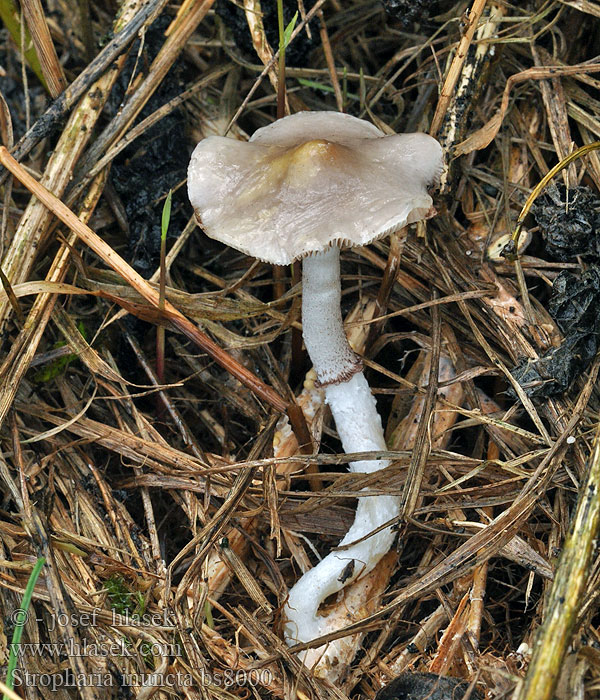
(188, 111, 443, 266)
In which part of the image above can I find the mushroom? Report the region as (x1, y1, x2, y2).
(187, 111, 443, 660)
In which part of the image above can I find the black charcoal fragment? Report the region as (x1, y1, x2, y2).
(531, 184, 600, 261)
(511, 332, 597, 399)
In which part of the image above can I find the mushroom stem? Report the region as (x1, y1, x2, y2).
(283, 247, 399, 654)
(301, 247, 392, 472)
(301, 247, 361, 386)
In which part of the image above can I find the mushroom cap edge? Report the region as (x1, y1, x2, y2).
(187, 113, 443, 266)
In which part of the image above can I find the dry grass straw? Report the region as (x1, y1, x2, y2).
(2, 0, 600, 699)
(19, 0, 67, 98)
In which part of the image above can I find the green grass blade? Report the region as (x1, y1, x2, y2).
(4, 557, 46, 699)
(282, 11, 298, 50)
(157, 190, 172, 384)
(161, 189, 172, 245)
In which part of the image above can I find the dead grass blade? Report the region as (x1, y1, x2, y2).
(5, 0, 169, 166)
(399, 292, 441, 518)
(0, 146, 290, 417)
(516, 417, 600, 700)
(76, 0, 216, 177)
(456, 61, 600, 156)
(21, 0, 67, 98)
(430, 0, 489, 137)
